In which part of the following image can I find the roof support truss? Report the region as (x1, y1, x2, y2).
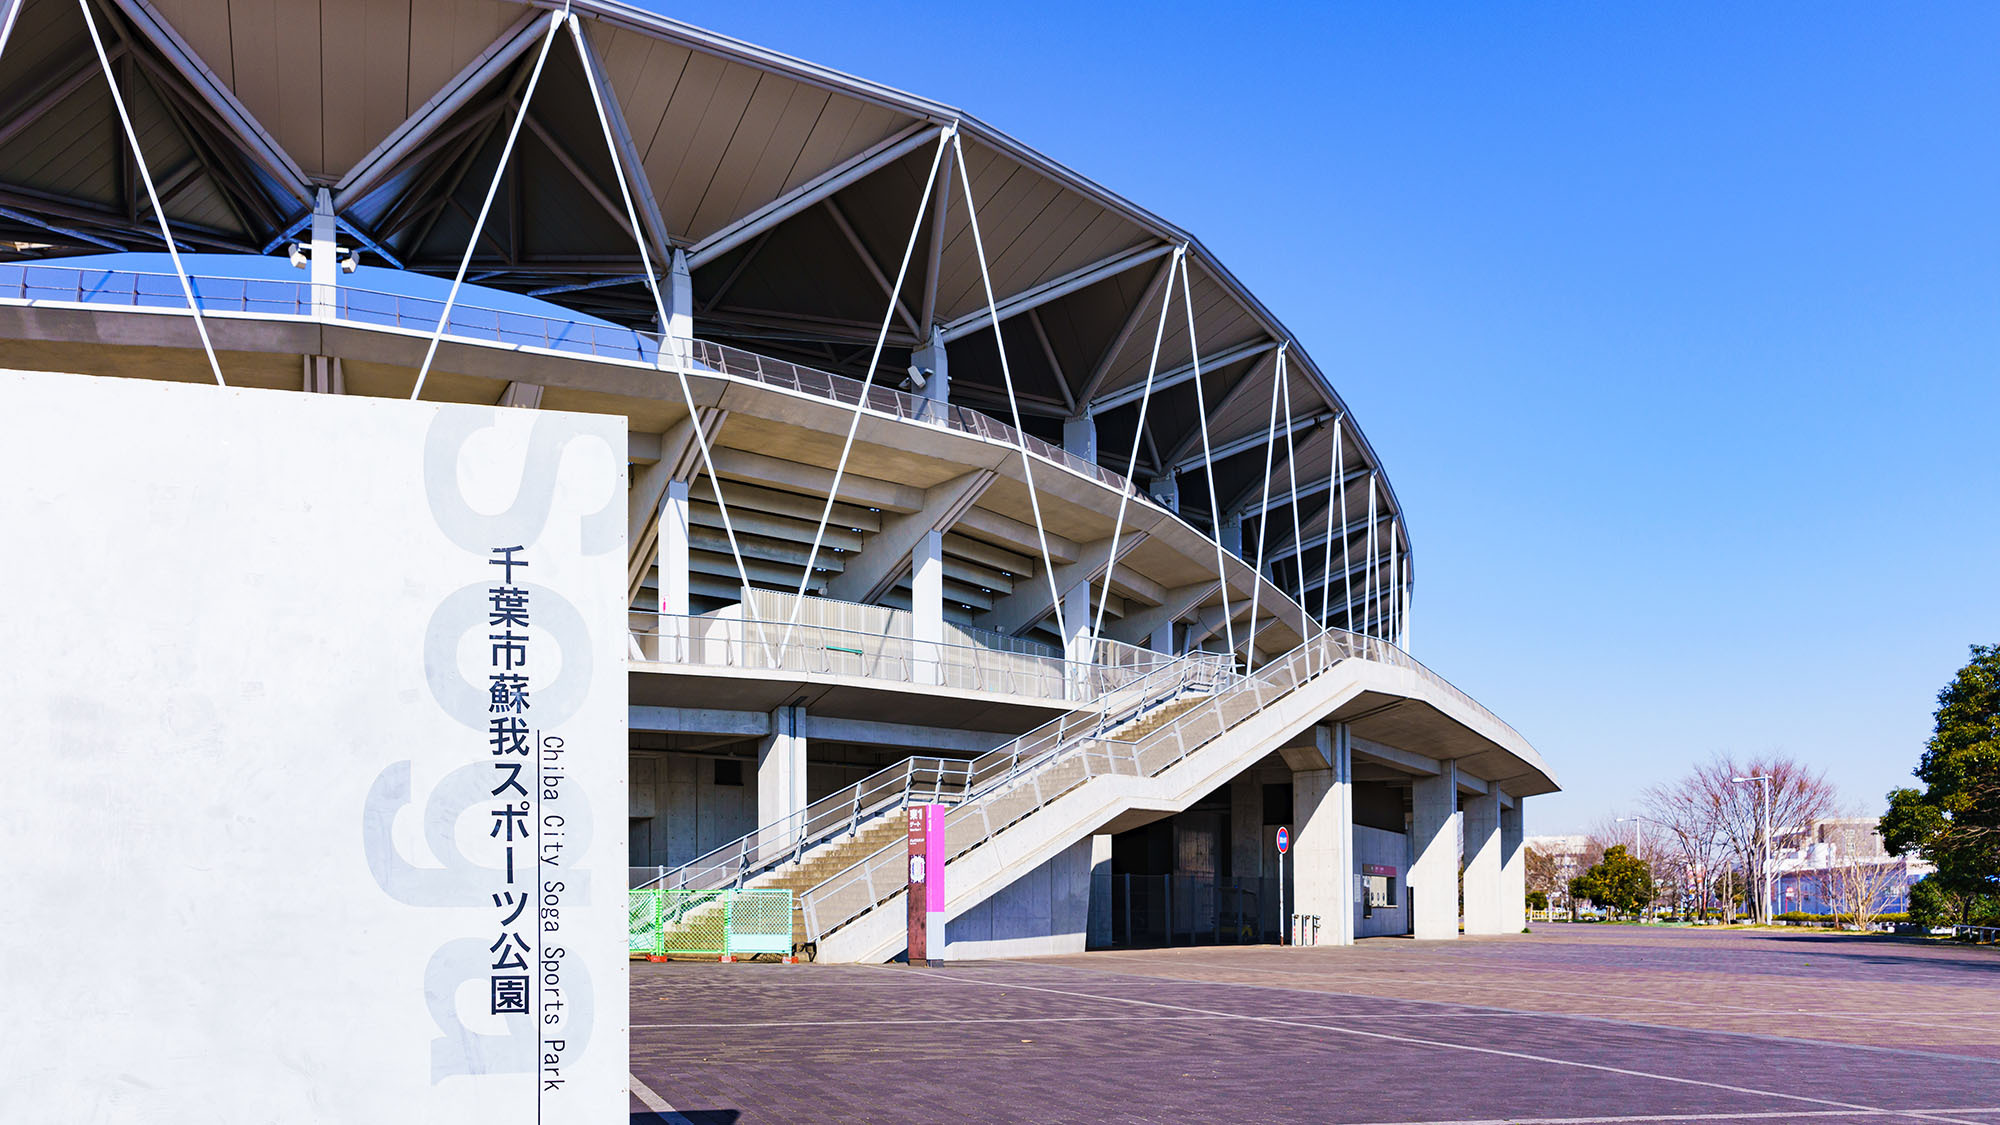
(936, 240, 1171, 344)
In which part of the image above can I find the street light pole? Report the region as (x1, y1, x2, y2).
(1617, 815, 1662, 919)
(1732, 775, 1774, 924)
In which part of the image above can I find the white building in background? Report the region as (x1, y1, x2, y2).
(0, 0, 1558, 966)
(1774, 818, 1933, 917)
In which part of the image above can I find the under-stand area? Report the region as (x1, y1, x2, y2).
(627, 925, 2000, 1125)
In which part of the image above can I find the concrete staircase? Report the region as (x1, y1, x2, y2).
(805, 637, 1389, 962)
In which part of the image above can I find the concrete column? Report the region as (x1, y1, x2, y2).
(1062, 411, 1097, 462)
(1148, 474, 1179, 513)
(1149, 620, 1176, 657)
(911, 529, 944, 684)
(1500, 795, 1526, 932)
(1462, 787, 1503, 935)
(1291, 725, 1353, 946)
(1086, 834, 1113, 948)
(658, 480, 690, 640)
(1331, 723, 1356, 945)
(757, 703, 807, 827)
(1409, 758, 1460, 940)
(1060, 578, 1092, 702)
(912, 324, 949, 419)
(1219, 511, 1243, 558)
(309, 187, 337, 319)
(667, 249, 693, 360)
(1230, 774, 1263, 883)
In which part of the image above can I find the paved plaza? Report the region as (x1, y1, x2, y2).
(629, 925, 2000, 1124)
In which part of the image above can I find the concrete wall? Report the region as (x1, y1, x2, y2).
(1355, 824, 1411, 938)
(945, 835, 1096, 959)
(628, 753, 761, 867)
(2, 371, 627, 1122)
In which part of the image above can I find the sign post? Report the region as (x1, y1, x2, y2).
(1275, 825, 1290, 946)
(907, 804, 946, 966)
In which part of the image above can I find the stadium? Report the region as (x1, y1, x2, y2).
(0, 0, 1555, 984)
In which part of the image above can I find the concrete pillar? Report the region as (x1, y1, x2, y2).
(1148, 474, 1179, 513)
(912, 324, 949, 418)
(1462, 787, 1503, 934)
(1061, 578, 1091, 666)
(1230, 774, 1263, 883)
(1331, 723, 1356, 945)
(658, 479, 690, 636)
(667, 249, 693, 360)
(1409, 758, 1460, 940)
(309, 187, 337, 319)
(912, 529, 944, 685)
(1086, 834, 1113, 948)
(1291, 725, 1353, 946)
(1149, 620, 1176, 657)
(1062, 411, 1097, 462)
(1219, 511, 1243, 558)
(1500, 794, 1526, 932)
(757, 703, 807, 827)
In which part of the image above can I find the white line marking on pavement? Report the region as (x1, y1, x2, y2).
(630, 1073, 695, 1124)
(1049, 955, 2000, 1066)
(1368, 1104, 2000, 1112)
(634, 1013, 1233, 1029)
(896, 966, 1991, 1125)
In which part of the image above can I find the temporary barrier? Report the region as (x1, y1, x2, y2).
(628, 888, 794, 959)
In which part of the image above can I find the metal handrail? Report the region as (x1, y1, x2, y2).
(627, 612, 1229, 705)
(797, 628, 1453, 943)
(0, 264, 1140, 497)
(635, 650, 1232, 894)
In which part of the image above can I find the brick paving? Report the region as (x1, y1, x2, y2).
(630, 924, 2000, 1124)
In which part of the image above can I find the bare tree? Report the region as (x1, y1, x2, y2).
(1641, 754, 1836, 924)
(1640, 781, 1736, 921)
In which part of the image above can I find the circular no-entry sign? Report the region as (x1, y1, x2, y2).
(1275, 827, 1290, 854)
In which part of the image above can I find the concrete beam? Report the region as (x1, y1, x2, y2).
(978, 532, 1147, 636)
(628, 706, 771, 737)
(708, 447, 925, 514)
(1349, 737, 1441, 778)
(1101, 578, 1217, 648)
(801, 715, 1010, 756)
(824, 469, 997, 604)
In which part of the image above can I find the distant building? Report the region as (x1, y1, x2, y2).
(1774, 818, 1932, 916)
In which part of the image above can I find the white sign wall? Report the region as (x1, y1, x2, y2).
(0, 371, 628, 1122)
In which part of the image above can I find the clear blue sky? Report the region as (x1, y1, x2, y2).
(643, 1, 2000, 832)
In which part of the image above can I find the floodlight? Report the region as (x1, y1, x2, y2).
(287, 242, 308, 268)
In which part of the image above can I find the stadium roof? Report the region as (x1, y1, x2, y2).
(0, 0, 1409, 616)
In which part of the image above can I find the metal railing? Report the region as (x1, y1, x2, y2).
(0, 264, 1141, 498)
(797, 628, 1404, 943)
(628, 611, 1213, 705)
(636, 650, 1234, 894)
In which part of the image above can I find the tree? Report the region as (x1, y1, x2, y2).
(1811, 852, 1904, 930)
(1642, 754, 1836, 924)
(1569, 845, 1656, 919)
(1907, 876, 2000, 929)
(1881, 645, 2000, 910)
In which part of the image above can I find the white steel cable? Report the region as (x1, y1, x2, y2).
(1319, 413, 1342, 643)
(1242, 341, 1285, 671)
(0, 0, 26, 70)
(1364, 472, 1379, 639)
(1179, 261, 1235, 658)
(952, 132, 1070, 650)
(783, 126, 953, 639)
(78, 0, 224, 387)
(1388, 516, 1401, 647)
(565, 12, 759, 636)
(1089, 245, 1184, 644)
(410, 11, 561, 400)
(1276, 346, 1314, 650)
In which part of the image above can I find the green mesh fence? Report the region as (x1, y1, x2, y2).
(629, 888, 793, 958)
